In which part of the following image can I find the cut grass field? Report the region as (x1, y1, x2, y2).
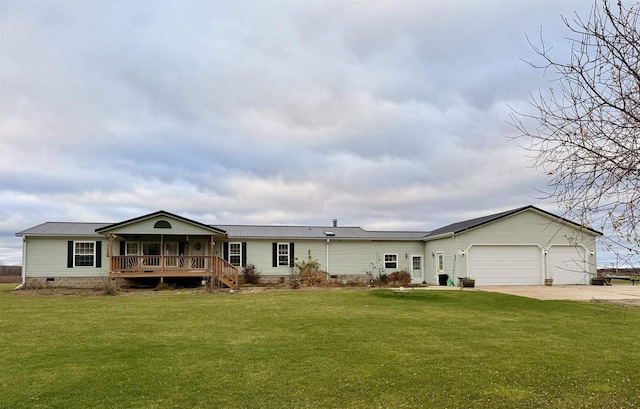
(1, 284, 639, 408)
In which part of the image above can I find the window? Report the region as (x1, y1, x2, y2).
(278, 243, 290, 266)
(436, 252, 444, 273)
(229, 242, 242, 267)
(126, 242, 139, 255)
(384, 253, 397, 269)
(74, 242, 95, 267)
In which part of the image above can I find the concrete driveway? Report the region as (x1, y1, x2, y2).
(477, 284, 640, 301)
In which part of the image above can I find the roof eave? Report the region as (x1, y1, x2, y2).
(423, 232, 455, 241)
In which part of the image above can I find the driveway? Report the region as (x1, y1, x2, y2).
(477, 285, 640, 301)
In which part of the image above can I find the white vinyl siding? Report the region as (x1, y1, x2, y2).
(430, 210, 598, 282)
(23, 237, 108, 278)
(99, 215, 222, 236)
(468, 245, 543, 285)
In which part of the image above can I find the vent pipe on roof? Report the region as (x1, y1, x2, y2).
(332, 219, 338, 227)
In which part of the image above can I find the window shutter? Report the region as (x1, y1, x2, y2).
(95, 241, 102, 268)
(119, 241, 125, 255)
(272, 243, 277, 267)
(67, 241, 74, 268)
(179, 241, 185, 255)
(289, 242, 295, 267)
(241, 242, 247, 267)
(223, 242, 229, 261)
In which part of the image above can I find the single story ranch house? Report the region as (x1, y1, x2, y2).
(16, 205, 601, 288)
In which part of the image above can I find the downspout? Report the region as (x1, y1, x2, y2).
(15, 236, 27, 290)
(326, 238, 330, 278)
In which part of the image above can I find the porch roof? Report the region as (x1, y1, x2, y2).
(95, 210, 227, 236)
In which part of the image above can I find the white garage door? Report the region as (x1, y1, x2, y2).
(468, 245, 543, 285)
(547, 246, 589, 285)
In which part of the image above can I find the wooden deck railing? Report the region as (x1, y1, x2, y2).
(109, 255, 238, 287)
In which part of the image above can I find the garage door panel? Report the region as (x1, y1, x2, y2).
(468, 246, 543, 285)
(548, 246, 589, 285)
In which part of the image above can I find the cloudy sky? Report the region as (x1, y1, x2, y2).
(1, 0, 618, 266)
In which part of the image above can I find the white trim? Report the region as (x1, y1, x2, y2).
(73, 240, 96, 267)
(277, 242, 290, 267)
(229, 242, 243, 267)
(435, 251, 444, 278)
(410, 254, 423, 282)
(383, 253, 398, 270)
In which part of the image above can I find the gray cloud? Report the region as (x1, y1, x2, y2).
(1, 0, 618, 265)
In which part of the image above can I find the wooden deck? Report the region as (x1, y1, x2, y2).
(109, 255, 239, 288)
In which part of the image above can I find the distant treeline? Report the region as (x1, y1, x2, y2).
(0, 265, 21, 276)
(598, 267, 640, 276)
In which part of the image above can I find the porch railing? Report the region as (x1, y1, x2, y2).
(109, 255, 238, 286)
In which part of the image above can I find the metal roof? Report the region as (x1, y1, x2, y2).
(16, 221, 429, 240)
(211, 225, 429, 240)
(17, 205, 597, 240)
(16, 222, 110, 237)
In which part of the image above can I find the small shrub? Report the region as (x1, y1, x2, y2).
(300, 270, 328, 287)
(102, 278, 119, 296)
(289, 275, 301, 289)
(388, 270, 411, 286)
(295, 252, 328, 287)
(242, 264, 261, 285)
(372, 273, 389, 286)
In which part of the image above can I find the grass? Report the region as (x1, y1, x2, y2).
(1, 284, 639, 408)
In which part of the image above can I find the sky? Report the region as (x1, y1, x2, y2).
(0, 0, 624, 267)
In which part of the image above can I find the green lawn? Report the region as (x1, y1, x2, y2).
(1, 284, 639, 408)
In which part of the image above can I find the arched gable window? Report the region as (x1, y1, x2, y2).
(154, 220, 172, 229)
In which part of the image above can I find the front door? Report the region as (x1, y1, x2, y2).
(165, 242, 178, 267)
(436, 251, 444, 283)
(190, 239, 206, 269)
(142, 242, 161, 266)
(411, 255, 423, 283)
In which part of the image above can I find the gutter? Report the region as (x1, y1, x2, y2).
(422, 232, 455, 241)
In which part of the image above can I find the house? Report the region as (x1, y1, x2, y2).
(15, 205, 601, 288)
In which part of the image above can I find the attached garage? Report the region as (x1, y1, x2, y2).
(547, 245, 589, 285)
(468, 245, 543, 285)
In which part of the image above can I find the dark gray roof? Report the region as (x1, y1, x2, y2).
(16, 222, 110, 237)
(212, 225, 429, 240)
(425, 205, 602, 238)
(16, 221, 429, 240)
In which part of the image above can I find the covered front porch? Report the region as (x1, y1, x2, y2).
(97, 211, 239, 288)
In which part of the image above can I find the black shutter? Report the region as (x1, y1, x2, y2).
(95, 241, 102, 268)
(223, 242, 229, 261)
(241, 242, 247, 267)
(119, 241, 125, 255)
(272, 243, 277, 267)
(67, 241, 74, 268)
(179, 241, 185, 255)
(289, 242, 295, 267)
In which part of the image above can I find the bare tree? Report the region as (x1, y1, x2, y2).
(511, 0, 640, 265)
